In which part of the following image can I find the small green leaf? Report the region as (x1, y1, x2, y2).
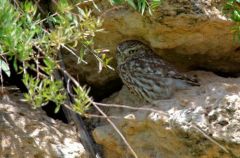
(54, 104, 61, 113)
(232, 10, 240, 22)
(0, 59, 10, 77)
(141, 1, 146, 15)
(127, 0, 137, 10)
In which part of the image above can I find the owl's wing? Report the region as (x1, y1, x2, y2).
(127, 53, 199, 86)
(166, 71, 199, 86)
(127, 53, 168, 76)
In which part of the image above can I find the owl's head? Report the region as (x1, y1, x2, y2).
(116, 40, 148, 65)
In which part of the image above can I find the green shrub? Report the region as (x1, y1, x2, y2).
(0, 0, 111, 114)
(109, 0, 162, 14)
(224, 0, 240, 41)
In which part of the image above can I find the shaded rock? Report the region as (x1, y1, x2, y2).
(64, 0, 240, 90)
(93, 71, 240, 158)
(0, 91, 87, 158)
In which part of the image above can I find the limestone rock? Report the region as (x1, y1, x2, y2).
(0, 91, 87, 158)
(64, 0, 240, 88)
(93, 71, 240, 158)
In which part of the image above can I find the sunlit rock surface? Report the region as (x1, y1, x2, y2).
(0, 92, 87, 158)
(93, 71, 240, 158)
(64, 0, 240, 88)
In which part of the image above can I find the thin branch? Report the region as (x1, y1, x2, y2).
(81, 44, 114, 70)
(34, 54, 40, 80)
(57, 65, 138, 158)
(84, 113, 122, 119)
(67, 78, 75, 97)
(60, 44, 88, 64)
(35, 12, 58, 25)
(33, 0, 45, 15)
(12, 0, 22, 10)
(91, 102, 138, 158)
(191, 123, 231, 154)
(94, 102, 169, 116)
(63, 104, 121, 120)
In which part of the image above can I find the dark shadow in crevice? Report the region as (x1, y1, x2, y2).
(191, 66, 240, 78)
(89, 77, 123, 102)
(41, 101, 68, 123)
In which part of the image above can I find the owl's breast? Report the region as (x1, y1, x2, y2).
(117, 63, 132, 82)
(117, 62, 175, 101)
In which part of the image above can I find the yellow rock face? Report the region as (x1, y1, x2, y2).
(64, 0, 240, 90)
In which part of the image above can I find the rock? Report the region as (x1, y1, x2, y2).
(93, 71, 240, 158)
(0, 91, 88, 158)
(64, 0, 240, 90)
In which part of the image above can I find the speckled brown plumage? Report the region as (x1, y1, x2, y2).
(116, 40, 199, 102)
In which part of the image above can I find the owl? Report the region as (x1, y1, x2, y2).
(116, 40, 199, 103)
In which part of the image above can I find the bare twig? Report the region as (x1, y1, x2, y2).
(81, 44, 114, 71)
(91, 102, 138, 158)
(35, 12, 58, 25)
(191, 123, 230, 154)
(60, 44, 88, 64)
(94, 102, 169, 116)
(85, 113, 122, 119)
(57, 65, 138, 158)
(57, 50, 101, 158)
(33, 0, 45, 15)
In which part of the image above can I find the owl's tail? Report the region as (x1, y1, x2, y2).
(173, 74, 200, 90)
(183, 74, 200, 86)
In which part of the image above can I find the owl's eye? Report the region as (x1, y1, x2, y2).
(129, 50, 135, 54)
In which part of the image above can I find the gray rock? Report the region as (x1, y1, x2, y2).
(0, 91, 88, 158)
(93, 72, 240, 158)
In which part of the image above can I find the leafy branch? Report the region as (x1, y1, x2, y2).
(0, 0, 139, 157)
(224, 0, 240, 41)
(109, 0, 163, 14)
(0, 0, 112, 111)
(0, 0, 170, 157)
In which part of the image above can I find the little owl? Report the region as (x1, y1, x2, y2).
(116, 40, 199, 103)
